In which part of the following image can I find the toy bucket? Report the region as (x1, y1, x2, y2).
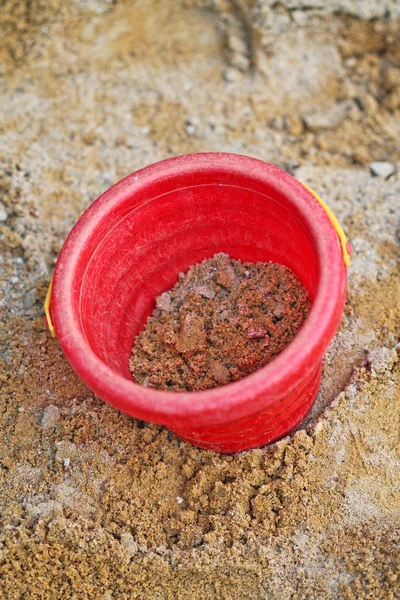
(45, 153, 349, 453)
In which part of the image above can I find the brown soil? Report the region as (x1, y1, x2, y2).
(1, 1, 400, 598)
(130, 253, 310, 391)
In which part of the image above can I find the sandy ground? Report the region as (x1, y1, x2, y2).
(1, 1, 399, 598)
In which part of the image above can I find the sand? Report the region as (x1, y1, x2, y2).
(130, 253, 310, 392)
(0, 1, 399, 598)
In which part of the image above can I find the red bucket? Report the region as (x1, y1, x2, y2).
(47, 153, 348, 453)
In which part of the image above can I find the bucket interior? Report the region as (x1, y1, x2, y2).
(74, 176, 320, 379)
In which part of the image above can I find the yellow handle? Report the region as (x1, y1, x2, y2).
(44, 277, 56, 337)
(300, 182, 351, 267)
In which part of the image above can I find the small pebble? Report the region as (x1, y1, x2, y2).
(224, 67, 243, 82)
(369, 161, 395, 179)
(192, 284, 215, 299)
(227, 34, 248, 56)
(120, 533, 139, 557)
(231, 53, 250, 73)
(24, 288, 36, 309)
(41, 405, 60, 429)
(344, 57, 357, 68)
(156, 292, 172, 313)
(362, 94, 378, 114)
(0, 202, 8, 221)
(0, 203, 8, 222)
(211, 362, 230, 385)
(247, 327, 267, 339)
(303, 101, 351, 131)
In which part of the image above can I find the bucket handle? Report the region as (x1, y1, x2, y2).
(43, 184, 350, 338)
(300, 182, 351, 267)
(44, 277, 56, 338)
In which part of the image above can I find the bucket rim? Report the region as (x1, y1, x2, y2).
(51, 152, 347, 429)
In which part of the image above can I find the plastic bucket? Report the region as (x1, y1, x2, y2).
(47, 153, 348, 453)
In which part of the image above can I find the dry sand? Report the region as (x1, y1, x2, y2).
(1, 1, 399, 598)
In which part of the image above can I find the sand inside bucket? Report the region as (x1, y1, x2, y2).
(130, 253, 311, 391)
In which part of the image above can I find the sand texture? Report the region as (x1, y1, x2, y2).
(130, 253, 311, 391)
(1, 1, 399, 598)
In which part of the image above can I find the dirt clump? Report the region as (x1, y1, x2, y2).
(130, 253, 311, 391)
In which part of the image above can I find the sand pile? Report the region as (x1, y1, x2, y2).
(0, 1, 399, 597)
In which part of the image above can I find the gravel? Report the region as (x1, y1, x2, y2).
(369, 161, 395, 179)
